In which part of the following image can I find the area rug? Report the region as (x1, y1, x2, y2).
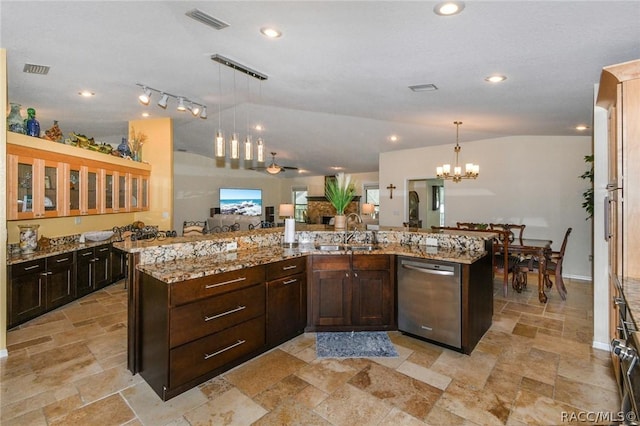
(316, 331, 399, 358)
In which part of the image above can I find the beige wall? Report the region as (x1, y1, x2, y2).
(129, 118, 173, 230)
(380, 135, 592, 279)
(1, 49, 8, 355)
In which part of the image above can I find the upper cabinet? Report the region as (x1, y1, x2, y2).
(7, 132, 152, 220)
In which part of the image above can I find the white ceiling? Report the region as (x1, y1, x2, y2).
(2, 1, 639, 176)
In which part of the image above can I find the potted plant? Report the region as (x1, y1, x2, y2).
(580, 154, 594, 220)
(325, 172, 356, 230)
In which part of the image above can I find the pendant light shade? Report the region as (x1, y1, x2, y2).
(230, 133, 240, 160)
(215, 130, 225, 158)
(256, 137, 265, 163)
(244, 135, 253, 161)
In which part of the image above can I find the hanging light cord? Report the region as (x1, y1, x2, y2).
(218, 63, 222, 129)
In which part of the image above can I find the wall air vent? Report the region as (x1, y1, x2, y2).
(185, 9, 229, 30)
(23, 63, 50, 75)
(409, 84, 438, 92)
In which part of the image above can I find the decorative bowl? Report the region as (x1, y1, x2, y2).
(83, 231, 114, 242)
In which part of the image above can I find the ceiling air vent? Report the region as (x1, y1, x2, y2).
(185, 9, 229, 30)
(408, 83, 438, 92)
(23, 63, 50, 75)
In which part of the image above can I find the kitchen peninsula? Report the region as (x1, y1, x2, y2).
(115, 226, 494, 401)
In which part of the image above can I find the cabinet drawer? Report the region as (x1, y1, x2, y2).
(47, 252, 75, 268)
(10, 259, 46, 278)
(77, 247, 95, 261)
(266, 257, 306, 281)
(170, 284, 265, 348)
(170, 265, 265, 306)
(312, 255, 350, 271)
(169, 316, 265, 388)
(352, 254, 390, 270)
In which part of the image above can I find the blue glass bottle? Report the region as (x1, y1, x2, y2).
(117, 137, 131, 158)
(25, 107, 40, 137)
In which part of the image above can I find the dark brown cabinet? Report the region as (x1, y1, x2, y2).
(46, 252, 76, 310)
(111, 247, 127, 282)
(77, 244, 111, 297)
(309, 254, 394, 331)
(8, 259, 47, 327)
(266, 257, 307, 347)
(139, 265, 267, 401)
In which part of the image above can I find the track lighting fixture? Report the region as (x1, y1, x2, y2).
(135, 83, 207, 119)
(157, 93, 169, 109)
(138, 86, 152, 105)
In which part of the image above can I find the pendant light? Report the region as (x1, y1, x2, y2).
(436, 121, 479, 182)
(214, 63, 225, 158)
(230, 68, 239, 160)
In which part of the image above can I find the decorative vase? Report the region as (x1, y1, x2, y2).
(334, 214, 347, 230)
(7, 103, 25, 134)
(18, 224, 40, 254)
(117, 137, 131, 158)
(25, 107, 40, 137)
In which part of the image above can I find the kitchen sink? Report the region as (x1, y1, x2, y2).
(315, 244, 347, 251)
(348, 244, 380, 251)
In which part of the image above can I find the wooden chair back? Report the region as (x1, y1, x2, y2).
(456, 222, 489, 230)
(182, 220, 208, 236)
(489, 223, 526, 245)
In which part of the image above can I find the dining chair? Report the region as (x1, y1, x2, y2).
(489, 223, 526, 245)
(182, 220, 208, 236)
(515, 227, 572, 299)
(457, 222, 489, 230)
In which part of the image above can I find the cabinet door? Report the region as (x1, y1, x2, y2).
(267, 272, 306, 346)
(94, 245, 112, 289)
(76, 248, 96, 297)
(41, 159, 64, 218)
(9, 260, 47, 327)
(68, 165, 82, 215)
(111, 247, 127, 282)
(7, 154, 37, 219)
(46, 253, 76, 309)
(102, 170, 115, 214)
(351, 270, 392, 326)
(130, 175, 140, 211)
(140, 175, 149, 210)
(83, 166, 100, 215)
(117, 173, 128, 212)
(311, 270, 351, 326)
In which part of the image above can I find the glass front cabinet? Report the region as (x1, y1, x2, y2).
(7, 135, 151, 220)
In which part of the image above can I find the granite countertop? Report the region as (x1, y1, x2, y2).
(138, 243, 488, 284)
(7, 239, 116, 265)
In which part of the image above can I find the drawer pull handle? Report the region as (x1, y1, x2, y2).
(282, 265, 297, 270)
(205, 276, 246, 289)
(81, 252, 93, 257)
(204, 339, 246, 360)
(23, 264, 41, 271)
(204, 305, 246, 322)
(55, 257, 70, 263)
(283, 279, 297, 285)
(99, 247, 109, 252)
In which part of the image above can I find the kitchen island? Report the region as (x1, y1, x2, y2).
(115, 226, 495, 400)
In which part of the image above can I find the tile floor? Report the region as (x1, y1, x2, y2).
(1, 275, 619, 425)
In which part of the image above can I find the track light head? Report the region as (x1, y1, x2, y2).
(190, 103, 201, 116)
(200, 106, 207, 119)
(138, 86, 152, 105)
(157, 93, 169, 109)
(177, 97, 186, 111)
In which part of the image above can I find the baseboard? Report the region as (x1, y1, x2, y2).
(565, 274, 592, 282)
(592, 341, 610, 352)
(0, 348, 7, 359)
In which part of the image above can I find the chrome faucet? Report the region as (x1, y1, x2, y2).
(344, 213, 363, 244)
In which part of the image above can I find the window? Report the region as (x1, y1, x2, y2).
(364, 184, 379, 216)
(292, 186, 308, 222)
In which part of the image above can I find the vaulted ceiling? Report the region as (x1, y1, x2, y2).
(3, 1, 639, 175)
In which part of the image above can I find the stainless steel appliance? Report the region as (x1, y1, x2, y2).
(397, 256, 461, 348)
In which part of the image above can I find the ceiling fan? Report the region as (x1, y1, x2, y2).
(251, 152, 299, 174)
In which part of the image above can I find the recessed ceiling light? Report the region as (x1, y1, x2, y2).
(255, 124, 263, 131)
(485, 75, 507, 83)
(78, 90, 95, 97)
(389, 135, 399, 142)
(434, 1, 465, 16)
(260, 27, 282, 38)
(142, 112, 150, 118)
(330, 166, 344, 171)
(576, 125, 589, 131)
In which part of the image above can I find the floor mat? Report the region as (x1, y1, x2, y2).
(316, 331, 399, 358)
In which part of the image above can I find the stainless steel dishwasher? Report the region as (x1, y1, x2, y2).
(397, 256, 462, 349)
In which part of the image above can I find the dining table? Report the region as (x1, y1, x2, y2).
(506, 238, 553, 303)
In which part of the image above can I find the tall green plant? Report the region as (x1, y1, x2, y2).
(580, 154, 594, 220)
(325, 173, 356, 215)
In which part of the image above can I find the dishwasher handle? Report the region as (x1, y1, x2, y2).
(401, 263, 454, 276)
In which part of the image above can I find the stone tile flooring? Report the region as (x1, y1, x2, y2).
(1, 276, 619, 425)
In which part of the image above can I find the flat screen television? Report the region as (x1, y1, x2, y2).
(219, 188, 262, 216)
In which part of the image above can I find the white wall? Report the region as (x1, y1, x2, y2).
(173, 152, 285, 231)
(380, 135, 592, 279)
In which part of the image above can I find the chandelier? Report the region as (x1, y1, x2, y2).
(212, 54, 268, 165)
(436, 121, 479, 183)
